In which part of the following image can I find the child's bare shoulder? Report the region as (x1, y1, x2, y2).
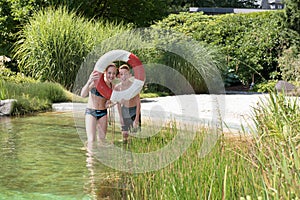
(114, 83, 122, 90)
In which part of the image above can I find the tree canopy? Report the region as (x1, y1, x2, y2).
(0, 0, 172, 56)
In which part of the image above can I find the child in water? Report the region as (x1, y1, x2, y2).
(115, 64, 141, 143)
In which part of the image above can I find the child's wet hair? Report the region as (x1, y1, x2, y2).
(105, 63, 117, 71)
(119, 64, 130, 71)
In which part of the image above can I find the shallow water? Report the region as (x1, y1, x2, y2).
(0, 112, 124, 200)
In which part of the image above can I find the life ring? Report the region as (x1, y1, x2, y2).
(93, 50, 145, 101)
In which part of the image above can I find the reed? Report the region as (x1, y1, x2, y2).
(113, 92, 300, 199)
(0, 80, 7, 100)
(121, 130, 259, 199)
(249, 92, 300, 199)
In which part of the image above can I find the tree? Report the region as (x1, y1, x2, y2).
(284, 0, 300, 34)
(0, 0, 172, 57)
(79, 0, 172, 27)
(0, 0, 49, 57)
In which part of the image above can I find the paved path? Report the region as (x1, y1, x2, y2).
(53, 94, 269, 134)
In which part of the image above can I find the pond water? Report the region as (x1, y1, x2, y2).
(0, 112, 125, 200)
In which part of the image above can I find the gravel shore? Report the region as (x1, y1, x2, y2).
(53, 93, 269, 134)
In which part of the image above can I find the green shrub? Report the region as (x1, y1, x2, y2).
(0, 65, 36, 83)
(254, 80, 278, 93)
(153, 11, 289, 85)
(278, 45, 300, 82)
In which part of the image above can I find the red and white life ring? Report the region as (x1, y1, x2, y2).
(93, 50, 145, 102)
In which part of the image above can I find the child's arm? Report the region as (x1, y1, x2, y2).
(80, 79, 93, 97)
(117, 102, 124, 126)
(80, 72, 97, 97)
(133, 94, 141, 128)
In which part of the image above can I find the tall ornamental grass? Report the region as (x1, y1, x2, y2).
(137, 29, 224, 94)
(14, 6, 128, 90)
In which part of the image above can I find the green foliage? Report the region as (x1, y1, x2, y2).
(2, 80, 71, 115)
(87, 0, 171, 27)
(249, 92, 300, 198)
(0, 65, 37, 83)
(1, 65, 77, 114)
(0, 80, 7, 100)
(190, 0, 258, 8)
(13, 6, 128, 90)
(0, 0, 48, 57)
(4, 81, 70, 103)
(284, 0, 300, 34)
(139, 29, 225, 94)
(153, 11, 289, 85)
(123, 124, 300, 198)
(46, 0, 172, 27)
(12, 94, 51, 115)
(0, 0, 171, 57)
(278, 45, 300, 81)
(252, 92, 300, 141)
(254, 80, 277, 93)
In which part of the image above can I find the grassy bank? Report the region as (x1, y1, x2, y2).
(1, 81, 76, 115)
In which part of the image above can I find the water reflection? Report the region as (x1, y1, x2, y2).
(0, 112, 127, 199)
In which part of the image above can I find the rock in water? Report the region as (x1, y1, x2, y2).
(0, 99, 16, 116)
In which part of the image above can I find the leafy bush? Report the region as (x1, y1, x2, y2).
(278, 45, 300, 81)
(0, 65, 36, 83)
(254, 80, 278, 93)
(153, 11, 290, 85)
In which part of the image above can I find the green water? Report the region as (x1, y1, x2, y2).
(0, 112, 124, 200)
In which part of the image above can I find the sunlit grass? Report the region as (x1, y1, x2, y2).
(102, 92, 300, 199)
(3, 81, 72, 115)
